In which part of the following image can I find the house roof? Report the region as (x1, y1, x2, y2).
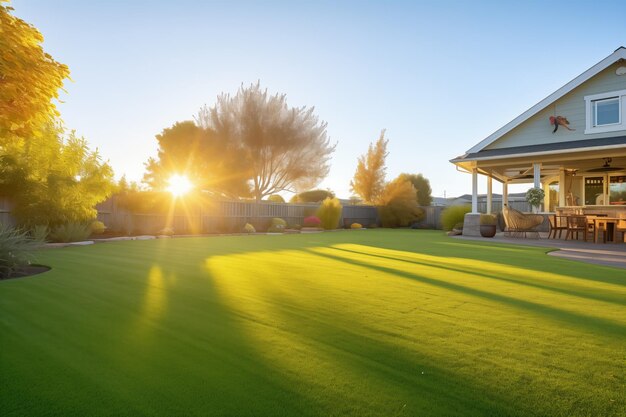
(451, 135, 626, 163)
(462, 46, 626, 156)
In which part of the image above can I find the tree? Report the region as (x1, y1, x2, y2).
(143, 121, 251, 198)
(378, 177, 424, 227)
(350, 130, 388, 204)
(397, 173, 432, 206)
(290, 189, 335, 203)
(196, 82, 335, 201)
(0, 125, 114, 227)
(0, 4, 70, 150)
(267, 194, 285, 203)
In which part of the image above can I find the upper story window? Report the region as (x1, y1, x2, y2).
(585, 89, 626, 134)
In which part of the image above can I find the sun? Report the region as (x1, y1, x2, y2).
(166, 174, 193, 197)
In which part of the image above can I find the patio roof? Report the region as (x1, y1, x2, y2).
(451, 136, 626, 163)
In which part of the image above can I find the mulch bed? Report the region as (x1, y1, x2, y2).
(1, 265, 51, 281)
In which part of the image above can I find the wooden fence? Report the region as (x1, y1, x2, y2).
(0, 196, 533, 233)
(95, 198, 380, 234)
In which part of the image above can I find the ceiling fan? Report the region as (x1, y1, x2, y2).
(587, 158, 623, 173)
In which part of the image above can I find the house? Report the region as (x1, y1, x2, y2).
(451, 47, 626, 224)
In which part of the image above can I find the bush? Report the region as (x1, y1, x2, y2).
(268, 218, 287, 233)
(31, 225, 49, 242)
(243, 223, 256, 234)
(316, 197, 342, 230)
(158, 227, 175, 236)
(351, 223, 363, 229)
(303, 216, 321, 228)
(91, 220, 106, 235)
(267, 194, 285, 203)
(377, 178, 424, 227)
(0, 224, 44, 278)
(290, 224, 301, 230)
(441, 205, 471, 231)
(480, 214, 496, 225)
(49, 223, 92, 243)
(291, 189, 335, 203)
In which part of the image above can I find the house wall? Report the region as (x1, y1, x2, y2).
(486, 62, 626, 150)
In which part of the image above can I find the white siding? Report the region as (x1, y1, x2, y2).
(486, 62, 626, 150)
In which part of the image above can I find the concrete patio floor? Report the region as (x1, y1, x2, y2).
(454, 233, 626, 269)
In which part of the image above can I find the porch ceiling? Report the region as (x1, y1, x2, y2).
(477, 154, 626, 183)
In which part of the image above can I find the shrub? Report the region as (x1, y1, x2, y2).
(267, 194, 285, 203)
(243, 223, 256, 233)
(480, 214, 496, 225)
(49, 223, 92, 243)
(303, 216, 321, 228)
(377, 178, 424, 227)
(291, 189, 335, 203)
(0, 224, 44, 278)
(441, 205, 471, 231)
(351, 223, 363, 229)
(268, 218, 287, 233)
(31, 225, 49, 242)
(316, 197, 342, 230)
(290, 224, 301, 230)
(158, 227, 175, 236)
(91, 220, 106, 235)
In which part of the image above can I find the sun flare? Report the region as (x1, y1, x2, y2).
(166, 174, 193, 197)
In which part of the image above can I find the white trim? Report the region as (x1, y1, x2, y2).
(452, 143, 626, 163)
(467, 47, 626, 154)
(584, 89, 626, 134)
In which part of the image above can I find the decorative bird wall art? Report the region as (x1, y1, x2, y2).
(549, 116, 575, 133)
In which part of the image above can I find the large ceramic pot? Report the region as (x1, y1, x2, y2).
(480, 224, 497, 238)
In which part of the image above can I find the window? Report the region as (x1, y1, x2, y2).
(593, 97, 620, 126)
(585, 89, 626, 134)
(584, 177, 604, 205)
(609, 175, 626, 205)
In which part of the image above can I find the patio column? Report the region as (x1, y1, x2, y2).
(471, 168, 478, 213)
(533, 163, 541, 188)
(502, 181, 508, 209)
(558, 168, 566, 207)
(486, 176, 492, 214)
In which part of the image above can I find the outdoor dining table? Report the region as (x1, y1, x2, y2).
(587, 216, 622, 243)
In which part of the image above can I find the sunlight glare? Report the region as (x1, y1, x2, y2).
(167, 174, 193, 197)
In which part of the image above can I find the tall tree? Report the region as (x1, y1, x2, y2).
(0, 4, 70, 150)
(143, 121, 250, 198)
(397, 173, 433, 206)
(350, 130, 388, 204)
(196, 82, 335, 201)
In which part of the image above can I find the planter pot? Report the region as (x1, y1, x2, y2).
(480, 224, 497, 238)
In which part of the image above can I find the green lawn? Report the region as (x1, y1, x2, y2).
(1, 230, 625, 416)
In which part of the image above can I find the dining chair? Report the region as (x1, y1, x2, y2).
(565, 215, 590, 242)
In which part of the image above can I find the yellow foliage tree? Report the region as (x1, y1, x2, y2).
(378, 177, 424, 227)
(350, 130, 388, 204)
(0, 4, 70, 149)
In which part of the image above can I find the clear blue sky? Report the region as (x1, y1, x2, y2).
(13, 0, 626, 198)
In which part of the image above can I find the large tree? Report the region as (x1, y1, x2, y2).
(350, 130, 388, 204)
(195, 82, 335, 201)
(143, 121, 251, 198)
(397, 173, 432, 206)
(0, 4, 70, 150)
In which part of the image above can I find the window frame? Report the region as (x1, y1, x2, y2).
(584, 89, 626, 134)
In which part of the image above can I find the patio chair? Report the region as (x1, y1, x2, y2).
(565, 215, 591, 242)
(548, 215, 568, 239)
(502, 206, 544, 238)
(617, 212, 626, 243)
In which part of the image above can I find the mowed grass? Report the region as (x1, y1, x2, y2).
(1, 230, 625, 416)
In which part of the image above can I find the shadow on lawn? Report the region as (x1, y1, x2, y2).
(303, 247, 626, 340)
(328, 245, 626, 307)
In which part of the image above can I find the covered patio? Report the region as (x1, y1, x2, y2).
(451, 47, 626, 241)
